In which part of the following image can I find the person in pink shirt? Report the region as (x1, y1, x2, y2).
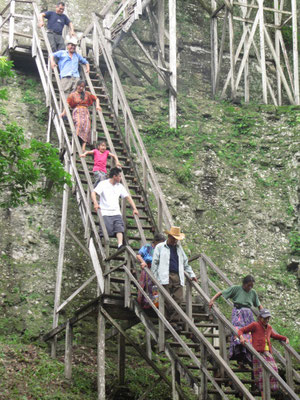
(80, 141, 121, 186)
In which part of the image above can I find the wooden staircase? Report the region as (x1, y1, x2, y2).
(2, 2, 300, 399)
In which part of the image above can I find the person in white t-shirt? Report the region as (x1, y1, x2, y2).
(91, 167, 139, 249)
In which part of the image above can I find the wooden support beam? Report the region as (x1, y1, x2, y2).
(228, 0, 236, 100)
(99, 306, 187, 398)
(51, 160, 70, 358)
(115, 56, 140, 85)
(118, 44, 153, 84)
(66, 227, 90, 257)
(258, 0, 267, 103)
(291, 0, 299, 104)
(157, 0, 165, 86)
(118, 333, 126, 385)
(168, 0, 177, 128)
(97, 308, 106, 400)
(210, 1, 218, 95)
(64, 321, 73, 379)
(214, 7, 228, 95)
(130, 31, 176, 96)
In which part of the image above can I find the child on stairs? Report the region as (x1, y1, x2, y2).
(80, 140, 121, 187)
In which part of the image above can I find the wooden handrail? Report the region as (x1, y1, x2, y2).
(31, 3, 110, 258)
(92, 16, 173, 231)
(187, 273, 300, 400)
(189, 253, 300, 376)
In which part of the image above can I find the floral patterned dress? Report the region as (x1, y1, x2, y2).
(67, 91, 97, 144)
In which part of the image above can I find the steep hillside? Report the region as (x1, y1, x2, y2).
(0, 0, 299, 398)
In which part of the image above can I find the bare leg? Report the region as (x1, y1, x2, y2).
(116, 232, 123, 247)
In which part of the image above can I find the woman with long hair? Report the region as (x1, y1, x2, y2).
(61, 80, 101, 153)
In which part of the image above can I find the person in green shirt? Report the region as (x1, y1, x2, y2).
(209, 275, 263, 368)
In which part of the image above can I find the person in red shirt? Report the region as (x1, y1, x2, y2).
(238, 309, 289, 398)
(80, 141, 121, 186)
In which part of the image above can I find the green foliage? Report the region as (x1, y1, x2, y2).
(0, 57, 14, 100)
(0, 336, 97, 399)
(22, 89, 42, 104)
(0, 123, 71, 208)
(289, 231, 300, 256)
(232, 114, 254, 136)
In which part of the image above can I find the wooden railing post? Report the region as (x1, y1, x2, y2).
(98, 308, 106, 400)
(142, 157, 148, 192)
(65, 320, 73, 379)
(118, 332, 125, 385)
(157, 198, 162, 232)
(199, 257, 209, 313)
(93, 23, 99, 67)
(171, 359, 180, 400)
(32, 13, 37, 58)
(185, 278, 192, 332)
(124, 253, 131, 308)
(200, 343, 208, 400)
(217, 320, 227, 377)
(262, 367, 271, 400)
(158, 290, 165, 352)
(8, 0, 15, 49)
(284, 347, 294, 390)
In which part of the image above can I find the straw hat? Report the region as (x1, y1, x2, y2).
(164, 226, 185, 240)
(66, 37, 78, 46)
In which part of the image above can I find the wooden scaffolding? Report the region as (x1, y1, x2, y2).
(210, 0, 299, 105)
(1, 1, 300, 399)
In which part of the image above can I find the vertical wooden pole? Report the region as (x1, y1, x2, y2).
(157, 198, 163, 232)
(46, 106, 53, 143)
(142, 157, 148, 192)
(146, 330, 152, 360)
(210, 0, 218, 95)
(185, 279, 192, 332)
(158, 291, 165, 352)
(291, 0, 299, 104)
(118, 333, 126, 385)
(241, 0, 249, 102)
(51, 160, 70, 358)
(274, 0, 282, 105)
(262, 367, 271, 400)
(169, 0, 177, 128)
(200, 257, 209, 314)
(171, 359, 180, 400)
(258, 0, 267, 103)
(124, 252, 131, 308)
(200, 343, 208, 400)
(228, 0, 236, 100)
(98, 309, 106, 400)
(65, 320, 73, 379)
(284, 347, 294, 390)
(9, 0, 15, 49)
(157, 0, 165, 87)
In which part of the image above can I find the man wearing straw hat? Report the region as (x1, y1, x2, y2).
(151, 226, 197, 330)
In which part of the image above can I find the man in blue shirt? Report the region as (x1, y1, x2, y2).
(152, 226, 197, 330)
(50, 38, 90, 95)
(39, 2, 75, 52)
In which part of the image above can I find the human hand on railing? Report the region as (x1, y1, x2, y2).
(133, 208, 139, 216)
(116, 162, 122, 168)
(96, 106, 102, 112)
(51, 61, 57, 69)
(140, 261, 147, 270)
(38, 21, 44, 28)
(93, 202, 100, 212)
(208, 300, 214, 309)
(285, 338, 289, 344)
(239, 335, 245, 345)
(192, 277, 198, 283)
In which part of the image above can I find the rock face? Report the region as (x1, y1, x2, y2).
(0, 0, 299, 343)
